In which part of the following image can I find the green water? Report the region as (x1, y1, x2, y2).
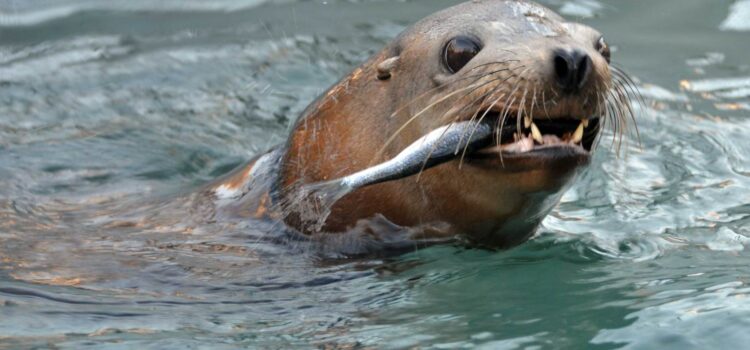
(1, 0, 750, 348)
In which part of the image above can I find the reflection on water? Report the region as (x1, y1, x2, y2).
(1, 0, 750, 348)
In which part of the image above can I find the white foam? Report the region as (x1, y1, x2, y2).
(559, 0, 604, 19)
(639, 84, 689, 103)
(0, 0, 267, 27)
(721, 0, 750, 31)
(681, 76, 750, 93)
(0, 35, 129, 81)
(707, 227, 750, 252)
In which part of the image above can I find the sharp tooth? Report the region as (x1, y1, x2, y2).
(582, 119, 589, 128)
(530, 122, 544, 144)
(571, 122, 584, 144)
(524, 115, 532, 129)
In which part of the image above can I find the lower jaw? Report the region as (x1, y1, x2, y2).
(465, 145, 592, 172)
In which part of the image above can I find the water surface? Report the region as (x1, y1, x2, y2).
(1, 0, 750, 348)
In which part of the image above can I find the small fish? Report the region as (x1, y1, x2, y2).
(314, 120, 493, 191)
(296, 120, 493, 231)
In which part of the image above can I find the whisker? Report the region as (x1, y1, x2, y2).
(413, 121, 457, 182)
(530, 87, 538, 122)
(456, 72, 524, 151)
(541, 89, 552, 119)
(376, 79, 494, 160)
(591, 91, 605, 152)
(605, 86, 621, 151)
(418, 68, 528, 176)
(413, 71, 523, 180)
(502, 66, 530, 141)
(515, 88, 528, 139)
(458, 91, 508, 167)
(416, 81, 505, 179)
(455, 87, 502, 151)
(612, 65, 647, 109)
(611, 81, 635, 151)
(457, 88, 507, 168)
(612, 74, 642, 146)
(495, 93, 518, 166)
(390, 61, 521, 119)
(441, 71, 520, 127)
(376, 64, 526, 165)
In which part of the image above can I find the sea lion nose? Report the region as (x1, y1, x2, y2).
(553, 48, 592, 93)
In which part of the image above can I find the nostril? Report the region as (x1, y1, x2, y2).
(575, 54, 592, 89)
(554, 54, 571, 83)
(553, 48, 592, 93)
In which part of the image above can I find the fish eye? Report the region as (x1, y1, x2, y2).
(595, 36, 611, 64)
(443, 36, 483, 73)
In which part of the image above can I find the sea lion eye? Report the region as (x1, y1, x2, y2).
(595, 36, 611, 63)
(443, 36, 482, 73)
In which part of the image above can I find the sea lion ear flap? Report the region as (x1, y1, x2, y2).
(376, 56, 400, 80)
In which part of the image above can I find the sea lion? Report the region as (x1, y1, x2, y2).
(206, 0, 635, 248)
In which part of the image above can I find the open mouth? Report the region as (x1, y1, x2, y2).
(469, 112, 601, 160)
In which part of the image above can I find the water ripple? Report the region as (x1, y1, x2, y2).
(2, 0, 750, 348)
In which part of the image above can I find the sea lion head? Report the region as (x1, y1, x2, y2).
(280, 0, 635, 248)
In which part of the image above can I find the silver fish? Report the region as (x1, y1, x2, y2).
(320, 120, 493, 191)
(295, 120, 494, 231)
